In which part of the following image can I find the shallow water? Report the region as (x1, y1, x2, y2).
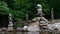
(0, 31, 51, 34)
(0, 31, 45, 34)
(1, 31, 40, 34)
(0, 31, 60, 34)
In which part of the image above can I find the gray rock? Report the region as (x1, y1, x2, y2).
(27, 22, 40, 31)
(27, 26, 40, 31)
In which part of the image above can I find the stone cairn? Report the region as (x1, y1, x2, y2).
(34, 4, 49, 28)
(51, 8, 56, 23)
(35, 4, 50, 33)
(7, 13, 14, 31)
(24, 4, 49, 31)
(36, 4, 49, 24)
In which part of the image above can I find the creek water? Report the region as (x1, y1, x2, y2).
(0, 31, 40, 34)
(0, 31, 59, 34)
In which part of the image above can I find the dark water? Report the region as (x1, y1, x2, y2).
(0, 31, 52, 34)
(0, 31, 60, 34)
(0, 31, 47, 34)
(16, 32, 40, 34)
(0, 31, 40, 34)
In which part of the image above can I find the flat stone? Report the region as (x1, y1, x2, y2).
(16, 27, 24, 31)
(7, 27, 14, 32)
(2, 27, 7, 31)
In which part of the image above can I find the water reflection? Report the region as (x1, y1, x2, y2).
(0, 31, 60, 34)
(27, 32, 40, 34)
(4, 31, 14, 34)
(16, 32, 40, 34)
(17, 32, 23, 34)
(1, 31, 40, 34)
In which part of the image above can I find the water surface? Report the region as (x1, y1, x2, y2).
(0, 31, 60, 34)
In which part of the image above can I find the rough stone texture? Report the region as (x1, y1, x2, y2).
(47, 23, 60, 31)
(27, 21, 40, 31)
(32, 17, 49, 24)
(26, 17, 49, 31)
(24, 4, 49, 31)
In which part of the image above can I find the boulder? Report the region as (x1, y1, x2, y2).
(27, 21, 40, 31)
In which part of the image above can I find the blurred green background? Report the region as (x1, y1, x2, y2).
(0, 0, 60, 27)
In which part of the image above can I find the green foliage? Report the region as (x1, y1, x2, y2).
(40, 0, 50, 18)
(0, 0, 60, 21)
(14, 23, 24, 28)
(1, 0, 60, 27)
(48, 0, 60, 18)
(33, 0, 50, 18)
(8, 0, 32, 10)
(0, 1, 9, 14)
(0, 0, 52, 20)
(7, 0, 34, 20)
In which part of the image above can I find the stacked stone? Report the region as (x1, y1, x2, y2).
(7, 13, 14, 31)
(36, 4, 50, 30)
(24, 4, 49, 31)
(36, 4, 44, 17)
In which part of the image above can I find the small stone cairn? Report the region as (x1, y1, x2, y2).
(7, 13, 14, 31)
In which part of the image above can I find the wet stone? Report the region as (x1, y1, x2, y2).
(27, 32, 40, 34)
